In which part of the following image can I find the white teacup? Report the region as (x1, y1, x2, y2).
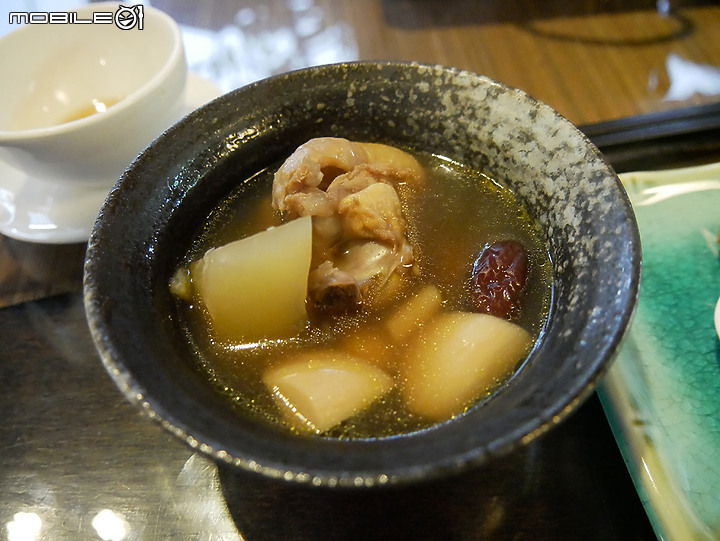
(0, 3, 214, 243)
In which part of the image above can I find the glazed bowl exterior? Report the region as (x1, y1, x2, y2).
(84, 62, 641, 488)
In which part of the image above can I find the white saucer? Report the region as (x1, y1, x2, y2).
(715, 296, 720, 340)
(0, 72, 222, 244)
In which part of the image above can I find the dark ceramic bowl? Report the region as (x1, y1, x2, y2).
(84, 62, 641, 488)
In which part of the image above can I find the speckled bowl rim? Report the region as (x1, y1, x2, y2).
(84, 61, 641, 488)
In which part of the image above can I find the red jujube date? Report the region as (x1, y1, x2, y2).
(470, 240, 528, 319)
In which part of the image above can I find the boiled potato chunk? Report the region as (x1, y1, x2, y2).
(190, 216, 312, 343)
(402, 312, 532, 420)
(263, 350, 394, 434)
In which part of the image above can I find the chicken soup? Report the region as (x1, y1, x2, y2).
(171, 138, 552, 438)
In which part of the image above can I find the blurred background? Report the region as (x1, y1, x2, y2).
(3, 0, 720, 126)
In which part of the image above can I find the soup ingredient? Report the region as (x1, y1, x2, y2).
(272, 137, 424, 313)
(174, 146, 552, 438)
(385, 284, 443, 343)
(333, 284, 443, 375)
(263, 350, 394, 433)
(402, 312, 532, 420)
(309, 239, 404, 315)
(470, 240, 528, 319)
(272, 137, 425, 216)
(337, 322, 397, 372)
(188, 216, 312, 343)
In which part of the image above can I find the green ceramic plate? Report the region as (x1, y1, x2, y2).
(599, 162, 720, 540)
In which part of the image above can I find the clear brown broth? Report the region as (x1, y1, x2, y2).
(176, 151, 553, 438)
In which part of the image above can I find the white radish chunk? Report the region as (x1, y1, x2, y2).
(338, 322, 397, 372)
(385, 284, 443, 343)
(263, 350, 394, 434)
(190, 216, 312, 343)
(402, 312, 532, 420)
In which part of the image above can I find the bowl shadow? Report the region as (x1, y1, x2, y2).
(216, 395, 652, 541)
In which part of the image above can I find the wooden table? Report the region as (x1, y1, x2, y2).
(3, 1, 720, 539)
